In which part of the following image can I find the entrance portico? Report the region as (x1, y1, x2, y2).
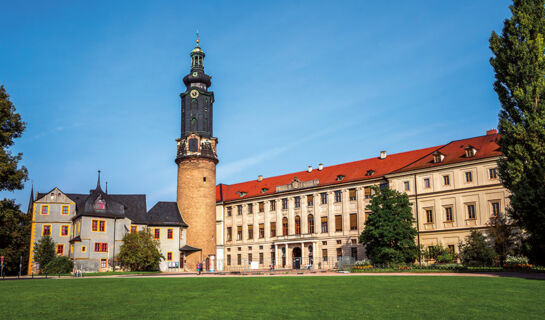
(274, 240, 319, 270)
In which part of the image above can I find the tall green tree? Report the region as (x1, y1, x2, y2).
(33, 236, 55, 272)
(359, 186, 418, 265)
(489, 0, 545, 265)
(0, 85, 27, 191)
(458, 231, 497, 267)
(118, 230, 163, 271)
(0, 200, 30, 274)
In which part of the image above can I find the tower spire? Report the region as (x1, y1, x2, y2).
(27, 182, 34, 214)
(97, 170, 101, 190)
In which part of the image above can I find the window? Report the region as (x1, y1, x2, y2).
(467, 204, 476, 219)
(237, 205, 242, 215)
(445, 207, 453, 222)
(131, 226, 137, 233)
(227, 207, 232, 216)
(336, 175, 345, 181)
(489, 168, 498, 179)
(248, 253, 252, 264)
(248, 203, 253, 214)
(465, 171, 473, 183)
(404, 181, 410, 191)
(282, 217, 288, 236)
(295, 216, 301, 235)
(101, 259, 107, 269)
(270, 200, 276, 211)
(167, 252, 173, 261)
(99, 221, 105, 232)
(322, 249, 328, 262)
(425, 209, 433, 223)
(308, 214, 314, 233)
(335, 215, 342, 232)
(270, 222, 276, 237)
(349, 189, 357, 201)
(95, 200, 105, 210)
(424, 178, 431, 188)
(334, 190, 342, 203)
(443, 175, 450, 186)
(320, 192, 327, 204)
(248, 225, 254, 239)
(82, 246, 87, 253)
(307, 195, 314, 206)
(167, 228, 173, 239)
(465, 147, 476, 157)
(42, 225, 51, 236)
(364, 187, 371, 199)
(94, 242, 108, 252)
(350, 213, 357, 231)
(41, 205, 49, 215)
(237, 254, 241, 265)
(92, 220, 98, 231)
(259, 252, 264, 265)
(60, 225, 69, 236)
(366, 170, 375, 176)
(447, 245, 455, 254)
(491, 201, 500, 217)
(258, 202, 264, 212)
(237, 226, 242, 240)
(227, 255, 231, 266)
(259, 223, 264, 238)
(56, 244, 64, 255)
(227, 227, 232, 241)
(294, 196, 301, 208)
(321, 217, 328, 233)
(282, 198, 288, 210)
(61, 205, 69, 215)
(337, 248, 342, 257)
(154, 228, 160, 239)
(351, 247, 358, 259)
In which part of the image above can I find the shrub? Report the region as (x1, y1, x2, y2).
(43, 256, 73, 274)
(505, 255, 529, 265)
(425, 244, 456, 264)
(118, 230, 163, 271)
(458, 231, 497, 266)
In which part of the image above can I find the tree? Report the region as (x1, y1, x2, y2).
(33, 236, 55, 272)
(0, 85, 27, 191)
(487, 213, 519, 266)
(118, 230, 163, 271)
(359, 186, 418, 265)
(44, 256, 73, 274)
(489, 0, 545, 265)
(0, 200, 30, 275)
(458, 231, 497, 267)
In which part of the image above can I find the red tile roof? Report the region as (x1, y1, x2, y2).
(216, 131, 501, 203)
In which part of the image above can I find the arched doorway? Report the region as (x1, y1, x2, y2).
(308, 245, 313, 267)
(292, 247, 302, 269)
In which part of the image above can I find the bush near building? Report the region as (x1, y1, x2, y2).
(44, 256, 73, 274)
(118, 230, 163, 271)
(33, 236, 55, 273)
(458, 231, 497, 267)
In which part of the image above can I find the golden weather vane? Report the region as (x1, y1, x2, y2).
(196, 30, 200, 46)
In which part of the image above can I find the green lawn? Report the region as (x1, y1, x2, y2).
(1, 276, 544, 319)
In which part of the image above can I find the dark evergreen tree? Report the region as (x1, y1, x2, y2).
(0, 200, 30, 274)
(490, 0, 545, 265)
(359, 186, 418, 265)
(118, 230, 163, 271)
(33, 236, 55, 272)
(0, 85, 27, 191)
(458, 231, 497, 267)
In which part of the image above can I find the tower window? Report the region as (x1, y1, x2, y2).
(203, 177, 206, 182)
(188, 138, 198, 152)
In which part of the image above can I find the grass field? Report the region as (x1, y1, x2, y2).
(1, 275, 544, 319)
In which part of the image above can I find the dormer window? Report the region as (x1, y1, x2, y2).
(432, 151, 445, 163)
(464, 145, 477, 158)
(336, 175, 345, 181)
(261, 188, 269, 194)
(95, 199, 105, 210)
(239, 192, 247, 197)
(365, 170, 375, 176)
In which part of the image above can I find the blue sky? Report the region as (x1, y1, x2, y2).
(1, 0, 511, 210)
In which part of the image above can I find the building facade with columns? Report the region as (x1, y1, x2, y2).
(214, 129, 506, 270)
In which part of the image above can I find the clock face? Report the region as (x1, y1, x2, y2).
(190, 90, 199, 98)
(192, 72, 198, 77)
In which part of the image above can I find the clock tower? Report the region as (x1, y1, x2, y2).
(176, 37, 218, 270)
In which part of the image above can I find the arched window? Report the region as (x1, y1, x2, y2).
(282, 217, 288, 236)
(308, 214, 314, 234)
(295, 216, 301, 235)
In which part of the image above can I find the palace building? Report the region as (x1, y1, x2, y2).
(27, 40, 509, 273)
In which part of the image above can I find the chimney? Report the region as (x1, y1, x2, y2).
(307, 166, 313, 173)
(486, 129, 498, 135)
(318, 163, 324, 171)
(380, 150, 387, 160)
(257, 175, 263, 182)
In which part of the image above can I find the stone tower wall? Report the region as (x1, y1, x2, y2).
(177, 157, 216, 270)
